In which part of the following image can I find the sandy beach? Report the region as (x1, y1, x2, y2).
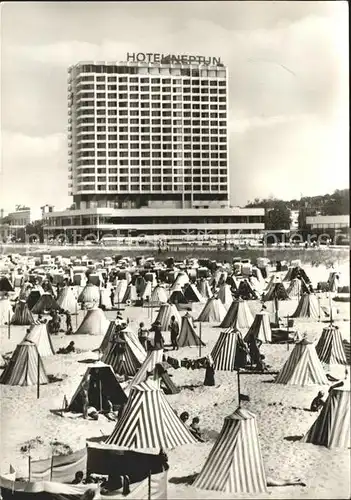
(0, 262, 350, 499)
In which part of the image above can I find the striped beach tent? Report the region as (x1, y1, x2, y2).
(0, 297, 12, 326)
(11, 300, 35, 325)
(170, 271, 189, 291)
(99, 287, 112, 310)
(263, 281, 289, 302)
(275, 340, 329, 386)
(31, 293, 61, 314)
(197, 278, 212, 299)
(343, 340, 351, 364)
(154, 304, 181, 331)
(315, 324, 347, 368)
(211, 329, 247, 371)
(244, 312, 272, 344)
(57, 286, 78, 314)
(75, 307, 110, 336)
(115, 280, 128, 304)
(141, 281, 152, 301)
(24, 322, 55, 357)
(292, 293, 322, 319)
(178, 314, 205, 348)
(286, 278, 302, 298)
(105, 379, 196, 449)
(197, 297, 227, 324)
(127, 349, 164, 393)
(78, 283, 100, 306)
(150, 285, 168, 306)
(220, 299, 254, 330)
(194, 407, 267, 494)
(218, 284, 233, 310)
(0, 340, 49, 386)
(102, 331, 147, 377)
(302, 384, 350, 449)
(122, 284, 138, 304)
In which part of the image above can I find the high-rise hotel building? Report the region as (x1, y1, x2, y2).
(44, 54, 264, 242)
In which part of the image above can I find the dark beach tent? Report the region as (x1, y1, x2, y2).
(105, 379, 196, 449)
(0, 276, 14, 292)
(237, 279, 258, 300)
(31, 293, 61, 314)
(275, 339, 328, 386)
(183, 283, 204, 303)
(0, 340, 49, 386)
(302, 384, 350, 449)
(168, 287, 188, 305)
(68, 361, 127, 413)
(26, 289, 42, 310)
(194, 407, 267, 494)
(11, 300, 35, 326)
(178, 314, 205, 348)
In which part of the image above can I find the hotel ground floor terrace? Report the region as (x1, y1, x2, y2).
(42, 206, 265, 243)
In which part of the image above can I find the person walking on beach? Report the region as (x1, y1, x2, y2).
(169, 315, 179, 350)
(204, 356, 215, 386)
(138, 322, 149, 349)
(65, 310, 73, 334)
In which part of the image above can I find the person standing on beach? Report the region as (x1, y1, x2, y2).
(81, 374, 90, 419)
(169, 315, 180, 350)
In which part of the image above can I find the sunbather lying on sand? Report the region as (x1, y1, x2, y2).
(267, 477, 306, 487)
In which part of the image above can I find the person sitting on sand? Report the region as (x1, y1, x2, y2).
(180, 411, 190, 425)
(310, 391, 325, 412)
(87, 406, 99, 421)
(57, 341, 75, 354)
(189, 417, 205, 442)
(105, 399, 117, 421)
(72, 471, 84, 484)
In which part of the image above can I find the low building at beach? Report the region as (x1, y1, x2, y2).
(42, 205, 265, 243)
(306, 215, 350, 243)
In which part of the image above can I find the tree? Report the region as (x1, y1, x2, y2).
(24, 220, 45, 242)
(265, 201, 291, 230)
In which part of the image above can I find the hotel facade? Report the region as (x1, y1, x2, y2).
(43, 53, 264, 242)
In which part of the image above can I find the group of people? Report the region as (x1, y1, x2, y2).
(179, 412, 205, 442)
(136, 314, 180, 351)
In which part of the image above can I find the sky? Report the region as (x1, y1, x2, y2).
(0, 1, 349, 213)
